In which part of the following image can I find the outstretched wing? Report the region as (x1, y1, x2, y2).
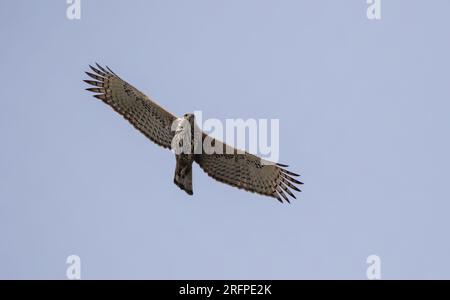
(84, 64, 177, 149)
(194, 135, 303, 203)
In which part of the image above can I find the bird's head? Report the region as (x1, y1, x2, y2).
(183, 113, 195, 129)
(183, 113, 194, 121)
(175, 113, 196, 136)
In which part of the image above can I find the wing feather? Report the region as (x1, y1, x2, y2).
(195, 134, 302, 203)
(84, 64, 177, 149)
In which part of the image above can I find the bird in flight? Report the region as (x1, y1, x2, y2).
(84, 64, 303, 203)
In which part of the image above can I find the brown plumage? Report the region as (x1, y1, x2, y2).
(84, 64, 303, 203)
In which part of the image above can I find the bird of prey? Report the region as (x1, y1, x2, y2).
(84, 64, 303, 203)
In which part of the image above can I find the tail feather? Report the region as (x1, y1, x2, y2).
(174, 164, 193, 195)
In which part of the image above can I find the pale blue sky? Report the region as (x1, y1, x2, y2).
(1, 0, 449, 279)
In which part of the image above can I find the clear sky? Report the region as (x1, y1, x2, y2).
(1, 0, 449, 279)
